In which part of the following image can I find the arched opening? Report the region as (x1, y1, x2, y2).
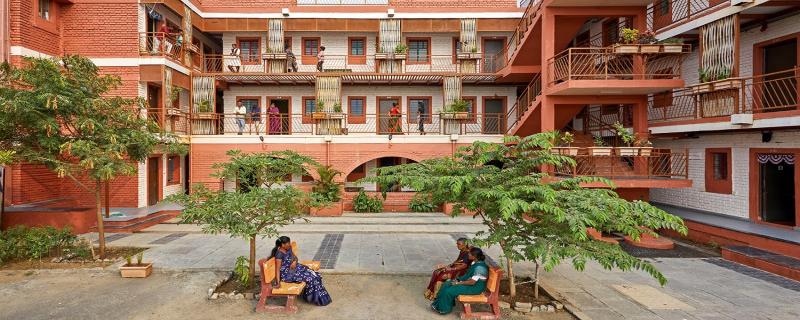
(344, 156, 417, 192)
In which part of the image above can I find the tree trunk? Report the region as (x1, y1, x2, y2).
(506, 255, 516, 300)
(104, 181, 111, 218)
(249, 235, 257, 286)
(95, 180, 106, 259)
(533, 260, 541, 299)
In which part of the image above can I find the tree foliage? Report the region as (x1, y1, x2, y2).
(362, 132, 687, 290)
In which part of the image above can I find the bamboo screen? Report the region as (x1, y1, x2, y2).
(379, 19, 402, 73)
(443, 76, 463, 109)
(192, 76, 215, 112)
(459, 19, 477, 51)
(315, 76, 342, 111)
(183, 6, 192, 66)
(700, 15, 737, 80)
(163, 68, 173, 107)
(268, 19, 286, 73)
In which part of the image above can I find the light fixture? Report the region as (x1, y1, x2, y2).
(323, 135, 333, 142)
(387, 9, 395, 17)
(282, 8, 290, 17)
(259, 135, 264, 142)
(449, 134, 459, 141)
(762, 130, 773, 143)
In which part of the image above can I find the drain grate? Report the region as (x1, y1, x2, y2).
(312, 234, 344, 269)
(703, 258, 800, 292)
(149, 232, 188, 245)
(95, 233, 131, 244)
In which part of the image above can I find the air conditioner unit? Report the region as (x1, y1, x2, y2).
(730, 113, 753, 125)
(730, 0, 754, 6)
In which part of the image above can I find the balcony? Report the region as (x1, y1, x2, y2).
(185, 112, 507, 136)
(138, 32, 192, 67)
(201, 54, 502, 84)
(546, 47, 687, 95)
(648, 0, 729, 33)
(649, 67, 800, 130)
(145, 108, 190, 136)
(554, 148, 691, 188)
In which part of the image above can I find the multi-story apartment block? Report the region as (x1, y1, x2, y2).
(2, 0, 798, 278)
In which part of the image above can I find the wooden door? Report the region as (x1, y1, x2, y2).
(147, 157, 160, 206)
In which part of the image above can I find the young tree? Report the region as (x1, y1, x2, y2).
(168, 150, 323, 283)
(363, 132, 687, 302)
(0, 56, 186, 258)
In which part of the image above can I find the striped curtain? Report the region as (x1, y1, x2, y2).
(316, 76, 341, 111)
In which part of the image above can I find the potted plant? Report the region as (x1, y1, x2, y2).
(440, 99, 470, 120)
(393, 43, 408, 59)
(119, 252, 153, 278)
(638, 30, 660, 53)
(312, 100, 329, 120)
(612, 122, 639, 156)
(551, 132, 579, 156)
(588, 135, 612, 156)
(636, 138, 653, 157)
(614, 28, 640, 53)
(310, 165, 343, 216)
(660, 37, 685, 53)
(691, 68, 713, 94)
(711, 68, 740, 90)
(194, 99, 214, 119)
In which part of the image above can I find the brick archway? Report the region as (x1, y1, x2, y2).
(339, 152, 430, 183)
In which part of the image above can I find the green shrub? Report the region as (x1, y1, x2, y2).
(0, 226, 89, 264)
(409, 195, 437, 212)
(353, 191, 383, 213)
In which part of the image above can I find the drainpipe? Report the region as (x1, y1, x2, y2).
(449, 134, 459, 157)
(0, 0, 9, 63)
(324, 135, 332, 166)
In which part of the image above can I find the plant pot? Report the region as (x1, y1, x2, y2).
(193, 113, 215, 119)
(639, 45, 661, 53)
(588, 147, 613, 156)
(712, 79, 741, 91)
(552, 147, 579, 156)
(393, 53, 407, 60)
(613, 44, 639, 54)
(375, 53, 388, 60)
(691, 83, 712, 95)
(313, 112, 345, 120)
(616, 147, 640, 156)
(166, 108, 182, 116)
(440, 112, 468, 120)
(310, 201, 343, 216)
(263, 52, 287, 60)
(119, 263, 153, 278)
(639, 147, 653, 157)
(662, 44, 684, 53)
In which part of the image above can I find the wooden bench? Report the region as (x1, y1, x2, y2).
(457, 267, 503, 320)
(255, 258, 306, 313)
(291, 241, 321, 271)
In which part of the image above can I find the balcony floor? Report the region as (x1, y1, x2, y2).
(548, 79, 686, 95)
(214, 73, 498, 85)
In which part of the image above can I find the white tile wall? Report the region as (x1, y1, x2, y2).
(739, 14, 800, 78)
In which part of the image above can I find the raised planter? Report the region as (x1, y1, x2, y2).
(616, 147, 640, 157)
(690, 83, 712, 95)
(587, 147, 613, 156)
(456, 52, 482, 60)
(119, 263, 153, 278)
(712, 78, 742, 91)
(375, 53, 407, 60)
(166, 108, 182, 116)
(312, 112, 346, 120)
(551, 147, 579, 156)
(639, 147, 653, 157)
(662, 44, 684, 53)
(639, 44, 661, 53)
(310, 201, 343, 217)
(613, 44, 639, 54)
(440, 112, 469, 120)
(193, 113, 215, 120)
(262, 52, 287, 60)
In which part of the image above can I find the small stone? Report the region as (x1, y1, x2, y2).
(552, 302, 563, 310)
(207, 288, 214, 298)
(498, 301, 511, 309)
(539, 305, 549, 312)
(234, 293, 244, 300)
(243, 292, 254, 300)
(209, 293, 218, 300)
(218, 293, 227, 299)
(546, 305, 555, 312)
(514, 302, 532, 312)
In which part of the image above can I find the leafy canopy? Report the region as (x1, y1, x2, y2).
(363, 132, 687, 285)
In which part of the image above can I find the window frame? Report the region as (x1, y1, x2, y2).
(302, 96, 316, 124)
(705, 148, 732, 194)
(407, 96, 433, 125)
(348, 37, 367, 65)
(347, 96, 367, 124)
(236, 37, 261, 65)
(406, 37, 431, 65)
(301, 37, 321, 65)
(452, 37, 462, 64)
(237, 96, 261, 124)
(461, 96, 478, 123)
(32, 0, 57, 33)
(166, 155, 181, 185)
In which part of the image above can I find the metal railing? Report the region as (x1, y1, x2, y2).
(200, 53, 500, 74)
(506, 73, 542, 133)
(649, 67, 800, 123)
(139, 32, 185, 62)
(547, 47, 685, 85)
(647, 0, 728, 32)
(145, 108, 190, 135)
(185, 112, 507, 136)
(554, 148, 689, 179)
(494, 0, 544, 72)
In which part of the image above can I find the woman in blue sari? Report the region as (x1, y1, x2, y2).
(431, 247, 489, 315)
(270, 236, 332, 306)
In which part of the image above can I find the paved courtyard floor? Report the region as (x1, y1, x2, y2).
(2, 212, 799, 319)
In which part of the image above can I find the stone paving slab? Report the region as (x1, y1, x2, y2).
(141, 223, 487, 234)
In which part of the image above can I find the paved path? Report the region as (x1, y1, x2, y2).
(76, 212, 800, 319)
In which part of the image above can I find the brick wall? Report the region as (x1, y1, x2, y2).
(60, 2, 139, 58)
(10, 0, 61, 55)
(650, 130, 800, 219)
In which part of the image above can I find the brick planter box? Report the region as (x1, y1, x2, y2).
(310, 201, 343, 216)
(1, 206, 95, 234)
(443, 203, 477, 217)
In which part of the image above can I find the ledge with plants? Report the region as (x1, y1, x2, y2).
(690, 67, 740, 95)
(612, 122, 653, 156)
(549, 131, 579, 156)
(613, 28, 687, 54)
(193, 99, 214, 119)
(375, 43, 408, 60)
(456, 45, 481, 60)
(587, 135, 613, 156)
(440, 99, 471, 120)
(311, 101, 346, 120)
(262, 48, 287, 60)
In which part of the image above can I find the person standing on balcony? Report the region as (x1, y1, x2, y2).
(235, 101, 246, 135)
(227, 43, 241, 73)
(158, 22, 173, 55)
(417, 101, 426, 135)
(316, 46, 326, 72)
(285, 44, 298, 72)
(268, 103, 281, 134)
(389, 102, 402, 134)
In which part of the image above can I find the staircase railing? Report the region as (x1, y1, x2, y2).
(554, 148, 689, 179)
(505, 73, 542, 134)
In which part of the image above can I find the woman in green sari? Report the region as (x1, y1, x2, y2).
(431, 247, 489, 315)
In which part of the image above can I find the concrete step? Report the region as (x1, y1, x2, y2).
(721, 245, 800, 282)
(91, 211, 180, 233)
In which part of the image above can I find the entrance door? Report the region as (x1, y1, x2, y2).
(147, 157, 160, 206)
(267, 98, 291, 134)
(761, 39, 797, 112)
(482, 38, 505, 73)
(483, 98, 506, 134)
(147, 84, 162, 127)
(759, 154, 796, 226)
(378, 97, 400, 134)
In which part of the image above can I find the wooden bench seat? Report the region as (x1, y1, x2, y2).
(292, 241, 321, 271)
(256, 257, 305, 313)
(457, 267, 503, 319)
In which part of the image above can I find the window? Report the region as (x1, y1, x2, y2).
(237, 38, 260, 64)
(238, 98, 260, 123)
(462, 96, 477, 122)
(705, 148, 732, 194)
(303, 38, 319, 56)
(302, 96, 316, 123)
(348, 97, 366, 124)
(348, 37, 366, 64)
(407, 38, 430, 64)
(452, 37, 462, 63)
(657, 0, 670, 16)
(603, 19, 620, 46)
(167, 155, 180, 185)
(408, 97, 432, 124)
(347, 164, 366, 182)
(38, 0, 51, 20)
(349, 38, 365, 55)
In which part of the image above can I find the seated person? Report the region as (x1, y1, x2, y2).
(424, 237, 471, 300)
(269, 236, 332, 306)
(431, 247, 489, 315)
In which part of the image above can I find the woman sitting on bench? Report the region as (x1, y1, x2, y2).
(430, 247, 489, 315)
(270, 236, 332, 306)
(424, 237, 471, 300)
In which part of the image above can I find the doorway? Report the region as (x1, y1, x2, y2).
(482, 38, 506, 73)
(760, 39, 797, 111)
(378, 97, 401, 134)
(758, 154, 796, 226)
(183, 155, 190, 195)
(267, 97, 291, 134)
(482, 97, 506, 134)
(147, 157, 160, 206)
(147, 84, 162, 126)
(378, 157, 402, 192)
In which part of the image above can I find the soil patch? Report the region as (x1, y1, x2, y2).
(499, 276, 554, 306)
(215, 275, 259, 294)
(620, 240, 719, 259)
(0, 247, 145, 270)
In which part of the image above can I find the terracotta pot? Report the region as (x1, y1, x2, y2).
(120, 263, 153, 278)
(640, 45, 661, 53)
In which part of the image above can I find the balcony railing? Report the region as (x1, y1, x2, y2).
(145, 108, 190, 135)
(200, 54, 501, 75)
(554, 148, 689, 180)
(139, 32, 185, 63)
(647, 0, 728, 32)
(547, 47, 686, 85)
(186, 112, 507, 136)
(649, 67, 800, 123)
(506, 73, 542, 133)
(495, 0, 544, 71)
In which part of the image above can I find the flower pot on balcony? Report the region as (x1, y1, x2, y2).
(119, 263, 153, 278)
(166, 108, 182, 116)
(613, 44, 639, 54)
(662, 44, 684, 53)
(193, 113, 215, 120)
(712, 79, 741, 91)
(588, 147, 613, 156)
(616, 147, 640, 156)
(690, 83, 712, 95)
(640, 45, 661, 53)
(456, 52, 482, 60)
(310, 201, 343, 217)
(552, 147, 579, 156)
(639, 147, 653, 157)
(263, 52, 287, 60)
(312, 112, 345, 120)
(440, 112, 469, 120)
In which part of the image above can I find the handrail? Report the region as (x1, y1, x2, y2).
(547, 46, 687, 85)
(554, 148, 689, 179)
(495, 0, 544, 71)
(139, 32, 186, 63)
(505, 73, 542, 134)
(647, 0, 729, 33)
